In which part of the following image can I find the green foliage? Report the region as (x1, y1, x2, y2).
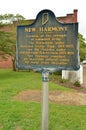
(0, 30, 15, 56)
(78, 33, 86, 61)
(73, 80, 81, 87)
(53, 70, 62, 75)
(0, 14, 25, 24)
(59, 78, 68, 83)
(0, 14, 29, 61)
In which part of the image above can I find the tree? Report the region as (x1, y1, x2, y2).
(0, 14, 4, 21)
(0, 14, 25, 70)
(0, 13, 25, 24)
(15, 14, 25, 21)
(4, 14, 15, 23)
(78, 33, 86, 61)
(0, 23, 16, 70)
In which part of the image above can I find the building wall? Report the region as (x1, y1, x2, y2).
(57, 10, 77, 23)
(0, 55, 13, 69)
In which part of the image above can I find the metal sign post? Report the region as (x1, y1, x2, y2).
(42, 70, 49, 130)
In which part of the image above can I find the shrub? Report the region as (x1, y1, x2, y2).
(59, 78, 68, 83)
(73, 80, 81, 87)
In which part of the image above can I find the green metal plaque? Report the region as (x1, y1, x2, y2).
(16, 9, 80, 71)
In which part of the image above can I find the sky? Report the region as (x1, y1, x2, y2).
(0, 0, 86, 39)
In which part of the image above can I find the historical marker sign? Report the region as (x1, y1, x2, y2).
(16, 9, 80, 71)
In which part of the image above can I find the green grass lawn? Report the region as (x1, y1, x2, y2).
(0, 69, 86, 130)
